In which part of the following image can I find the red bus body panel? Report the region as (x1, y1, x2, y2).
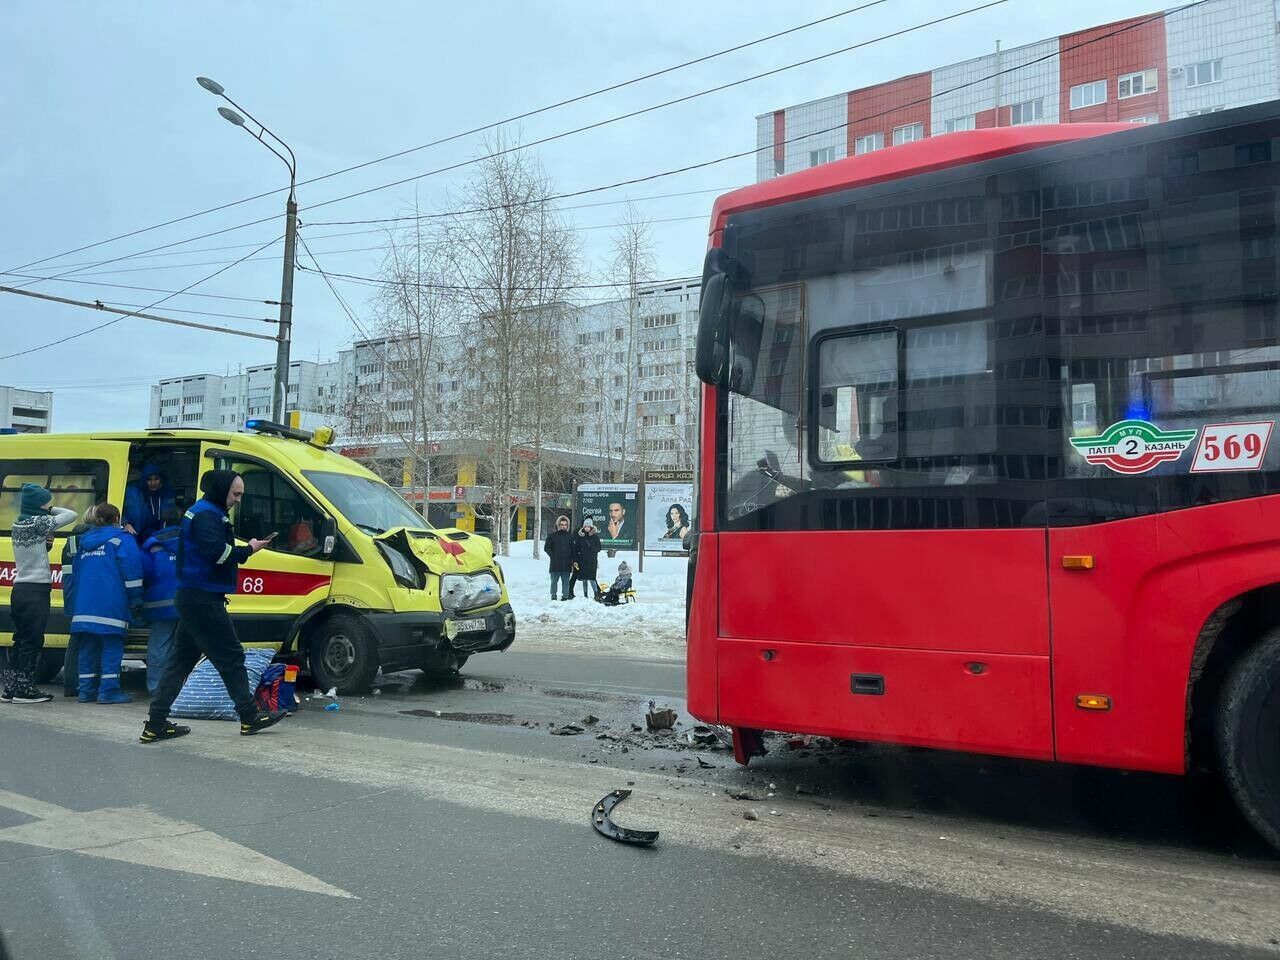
(689, 122, 1279, 776)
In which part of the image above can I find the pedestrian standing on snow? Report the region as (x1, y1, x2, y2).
(140, 469, 285, 743)
(572, 518, 602, 599)
(2, 484, 77, 705)
(60, 506, 100, 698)
(140, 503, 182, 695)
(543, 514, 575, 602)
(70, 503, 144, 704)
(123, 462, 175, 543)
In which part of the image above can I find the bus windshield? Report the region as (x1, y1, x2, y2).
(304, 471, 431, 534)
(712, 114, 1280, 530)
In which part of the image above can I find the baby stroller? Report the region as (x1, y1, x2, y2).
(596, 561, 635, 606)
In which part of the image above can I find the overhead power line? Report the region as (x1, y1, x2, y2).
(0, 271, 277, 304)
(0, 286, 278, 342)
(5, 0, 998, 288)
(0, 235, 281, 360)
(296, 261, 700, 293)
(2, 2, 887, 275)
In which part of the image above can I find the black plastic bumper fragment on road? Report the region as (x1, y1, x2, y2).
(592, 789, 659, 846)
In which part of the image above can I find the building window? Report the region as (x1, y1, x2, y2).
(1128, 114, 1159, 124)
(943, 116, 975, 133)
(773, 155, 785, 177)
(808, 146, 835, 167)
(853, 132, 883, 155)
(1069, 80, 1107, 110)
(1186, 106, 1225, 117)
(1183, 59, 1222, 87)
(1117, 69, 1157, 99)
(892, 122, 924, 145)
(1009, 98, 1044, 125)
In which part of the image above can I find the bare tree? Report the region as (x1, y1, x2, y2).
(442, 137, 580, 555)
(368, 205, 456, 504)
(606, 203, 657, 480)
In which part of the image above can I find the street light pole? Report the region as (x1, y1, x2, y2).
(198, 76, 297, 422)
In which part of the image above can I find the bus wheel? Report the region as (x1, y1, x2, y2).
(1217, 627, 1280, 852)
(309, 613, 378, 695)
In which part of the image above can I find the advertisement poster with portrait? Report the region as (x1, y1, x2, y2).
(575, 483, 638, 551)
(642, 471, 694, 554)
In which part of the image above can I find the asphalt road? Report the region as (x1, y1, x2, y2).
(1, 648, 1278, 960)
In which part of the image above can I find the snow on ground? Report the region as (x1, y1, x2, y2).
(495, 540, 687, 661)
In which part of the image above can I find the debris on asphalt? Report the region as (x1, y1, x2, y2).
(591, 789, 659, 846)
(686, 725, 718, 746)
(582, 714, 600, 726)
(645, 700, 678, 732)
(550, 723, 585, 736)
(743, 810, 759, 821)
(786, 736, 809, 750)
(324, 702, 340, 712)
(697, 757, 714, 769)
(770, 810, 781, 817)
(795, 783, 818, 796)
(728, 790, 763, 801)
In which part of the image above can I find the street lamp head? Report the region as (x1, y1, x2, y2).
(217, 106, 247, 127)
(196, 76, 226, 96)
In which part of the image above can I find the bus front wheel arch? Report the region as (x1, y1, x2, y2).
(307, 611, 379, 695)
(1216, 626, 1280, 852)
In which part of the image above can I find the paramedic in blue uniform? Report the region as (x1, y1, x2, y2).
(139, 469, 286, 743)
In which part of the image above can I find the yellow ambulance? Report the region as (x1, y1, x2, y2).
(0, 419, 515, 692)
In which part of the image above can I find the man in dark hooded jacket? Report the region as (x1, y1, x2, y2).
(123, 462, 176, 543)
(139, 470, 285, 744)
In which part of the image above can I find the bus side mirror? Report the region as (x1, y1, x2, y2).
(695, 249, 734, 388)
(320, 517, 337, 558)
(695, 248, 765, 395)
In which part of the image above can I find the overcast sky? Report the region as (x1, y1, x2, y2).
(1, 0, 1163, 431)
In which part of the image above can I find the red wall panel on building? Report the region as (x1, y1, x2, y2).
(847, 72, 931, 155)
(1059, 15, 1168, 124)
(772, 110, 785, 173)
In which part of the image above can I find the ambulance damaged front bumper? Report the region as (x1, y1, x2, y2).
(364, 602, 515, 672)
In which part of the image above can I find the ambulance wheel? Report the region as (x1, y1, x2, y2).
(1217, 628, 1280, 852)
(34, 651, 64, 685)
(309, 613, 378, 695)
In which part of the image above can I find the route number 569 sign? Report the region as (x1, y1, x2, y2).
(1190, 421, 1274, 473)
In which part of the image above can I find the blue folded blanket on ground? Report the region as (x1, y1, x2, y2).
(171, 648, 276, 720)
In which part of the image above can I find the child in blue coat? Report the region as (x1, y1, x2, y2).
(72, 503, 144, 704)
(140, 505, 181, 695)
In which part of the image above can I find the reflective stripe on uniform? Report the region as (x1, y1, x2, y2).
(100, 674, 119, 679)
(78, 673, 96, 679)
(125, 579, 143, 588)
(143, 600, 175, 608)
(217, 544, 233, 563)
(70, 615, 130, 629)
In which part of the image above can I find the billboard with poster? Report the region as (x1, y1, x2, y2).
(575, 483, 638, 550)
(642, 471, 694, 554)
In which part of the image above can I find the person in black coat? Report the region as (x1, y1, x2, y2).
(571, 519, 602, 599)
(543, 514, 575, 601)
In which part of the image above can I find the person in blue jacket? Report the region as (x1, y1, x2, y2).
(140, 503, 182, 695)
(123, 462, 175, 543)
(59, 506, 100, 698)
(141, 469, 285, 744)
(71, 503, 144, 704)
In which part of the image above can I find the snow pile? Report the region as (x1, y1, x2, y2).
(495, 540, 687, 661)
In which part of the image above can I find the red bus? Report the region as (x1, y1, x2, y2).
(688, 102, 1280, 850)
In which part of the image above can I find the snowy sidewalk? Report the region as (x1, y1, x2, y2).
(496, 540, 687, 661)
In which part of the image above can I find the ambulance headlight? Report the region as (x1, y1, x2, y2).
(377, 541, 421, 589)
(440, 572, 501, 612)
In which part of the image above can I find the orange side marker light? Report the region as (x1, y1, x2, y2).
(1075, 694, 1111, 711)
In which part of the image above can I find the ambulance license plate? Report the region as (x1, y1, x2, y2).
(453, 618, 487, 633)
